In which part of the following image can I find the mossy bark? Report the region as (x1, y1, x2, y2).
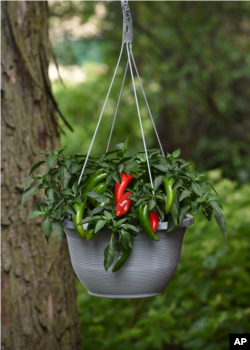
(1, 2, 81, 349)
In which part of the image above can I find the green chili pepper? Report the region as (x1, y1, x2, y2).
(139, 204, 159, 241)
(163, 177, 176, 214)
(81, 168, 108, 196)
(112, 240, 133, 273)
(85, 223, 95, 241)
(90, 182, 107, 207)
(73, 201, 86, 239)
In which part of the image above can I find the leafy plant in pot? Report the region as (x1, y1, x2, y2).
(22, 138, 226, 298)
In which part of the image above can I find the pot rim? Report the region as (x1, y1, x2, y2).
(63, 214, 194, 231)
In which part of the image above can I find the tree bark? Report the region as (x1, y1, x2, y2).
(1, 2, 81, 349)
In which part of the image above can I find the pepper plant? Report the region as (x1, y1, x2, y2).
(22, 138, 226, 272)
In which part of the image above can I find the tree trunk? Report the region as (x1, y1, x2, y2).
(1, 2, 81, 349)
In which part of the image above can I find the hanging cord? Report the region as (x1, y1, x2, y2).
(126, 42, 155, 195)
(106, 60, 129, 153)
(78, 44, 125, 185)
(129, 44, 165, 157)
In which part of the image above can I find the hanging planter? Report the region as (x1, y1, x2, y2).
(22, 1, 226, 299)
(64, 215, 194, 298)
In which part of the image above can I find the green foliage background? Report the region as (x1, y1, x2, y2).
(76, 173, 250, 350)
(48, 1, 250, 349)
(50, 1, 250, 184)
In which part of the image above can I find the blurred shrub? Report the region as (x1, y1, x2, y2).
(50, 1, 250, 183)
(53, 62, 157, 156)
(76, 175, 250, 350)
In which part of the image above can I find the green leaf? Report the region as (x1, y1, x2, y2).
(95, 220, 106, 233)
(106, 174, 114, 186)
(47, 155, 57, 169)
(207, 195, 220, 202)
(137, 153, 147, 163)
(135, 199, 143, 206)
(209, 201, 221, 214)
(27, 211, 44, 220)
(153, 175, 164, 191)
(191, 201, 200, 214)
(153, 164, 170, 172)
(54, 199, 64, 210)
(126, 159, 138, 170)
(71, 163, 82, 174)
(36, 152, 51, 155)
(104, 238, 118, 271)
(203, 206, 213, 221)
(115, 142, 125, 150)
(104, 150, 118, 157)
(170, 199, 179, 226)
(201, 182, 218, 195)
(213, 212, 227, 239)
(118, 164, 123, 174)
(123, 224, 139, 233)
(91, 206, 105, 215)
(121, 230, 131, 249)
(85, 191, 108, 203)
(117, 157, 132, 165)
(195, 197, 207, 203)
(149, 199, 156, 210)
(195, 174, 206, 182)
(172, 149, 180, 158)
(191, 182, 202, 197)
(52, 171, 59, 181)
(124, 135, 130, 152)
(179, 205, 191, 224)
(47, 188, 54, 202)
(42, 216, 52, 239)
(172, 178, 183, 190)
(180, 162, 192, 170)
(72, 179, 78, 194)
(179, 190, 191, 201)
(58, 145, 68, 154)
(64, 204, 77, 216)
(156, 205, 164, 222)
(59, 167, 71, 189)
(24, 178, 34, 192)
(85, 190, 100, 199)
(104, 211, 113, 221)
(64, 159, 72, 170)
(117, 218, 127, 226)
(29, 160, 46, 175)
(40, 198, 50, 206)
(78, 215, 100, 225)
(128, 194, 137, 201)
(60, 189, 72, 196)
(52, 220, 64, 241)
(166, 213, 177, 232)
(112, 171, 121, 184)
(156, 194, 164, 200)
(22, 187, 38, 205)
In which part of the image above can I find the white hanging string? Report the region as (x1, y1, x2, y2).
(78, 2, 164, 193)
(78, 44, 125, 185)
(106, 60, 129, 153)
(129, 44, 165, 157)
(126, 42, 155, 195)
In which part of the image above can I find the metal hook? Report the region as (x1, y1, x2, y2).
(121, 0, 133, 43)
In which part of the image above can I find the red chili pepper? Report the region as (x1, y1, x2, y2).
(116, 192, 132, 217)
(149, 211, 159, 232)
(115, 172, 133, 204)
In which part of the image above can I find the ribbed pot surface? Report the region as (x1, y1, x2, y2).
(64, 215, 194, 298)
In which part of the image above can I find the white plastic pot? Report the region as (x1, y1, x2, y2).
(64, 214, 194, 299)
